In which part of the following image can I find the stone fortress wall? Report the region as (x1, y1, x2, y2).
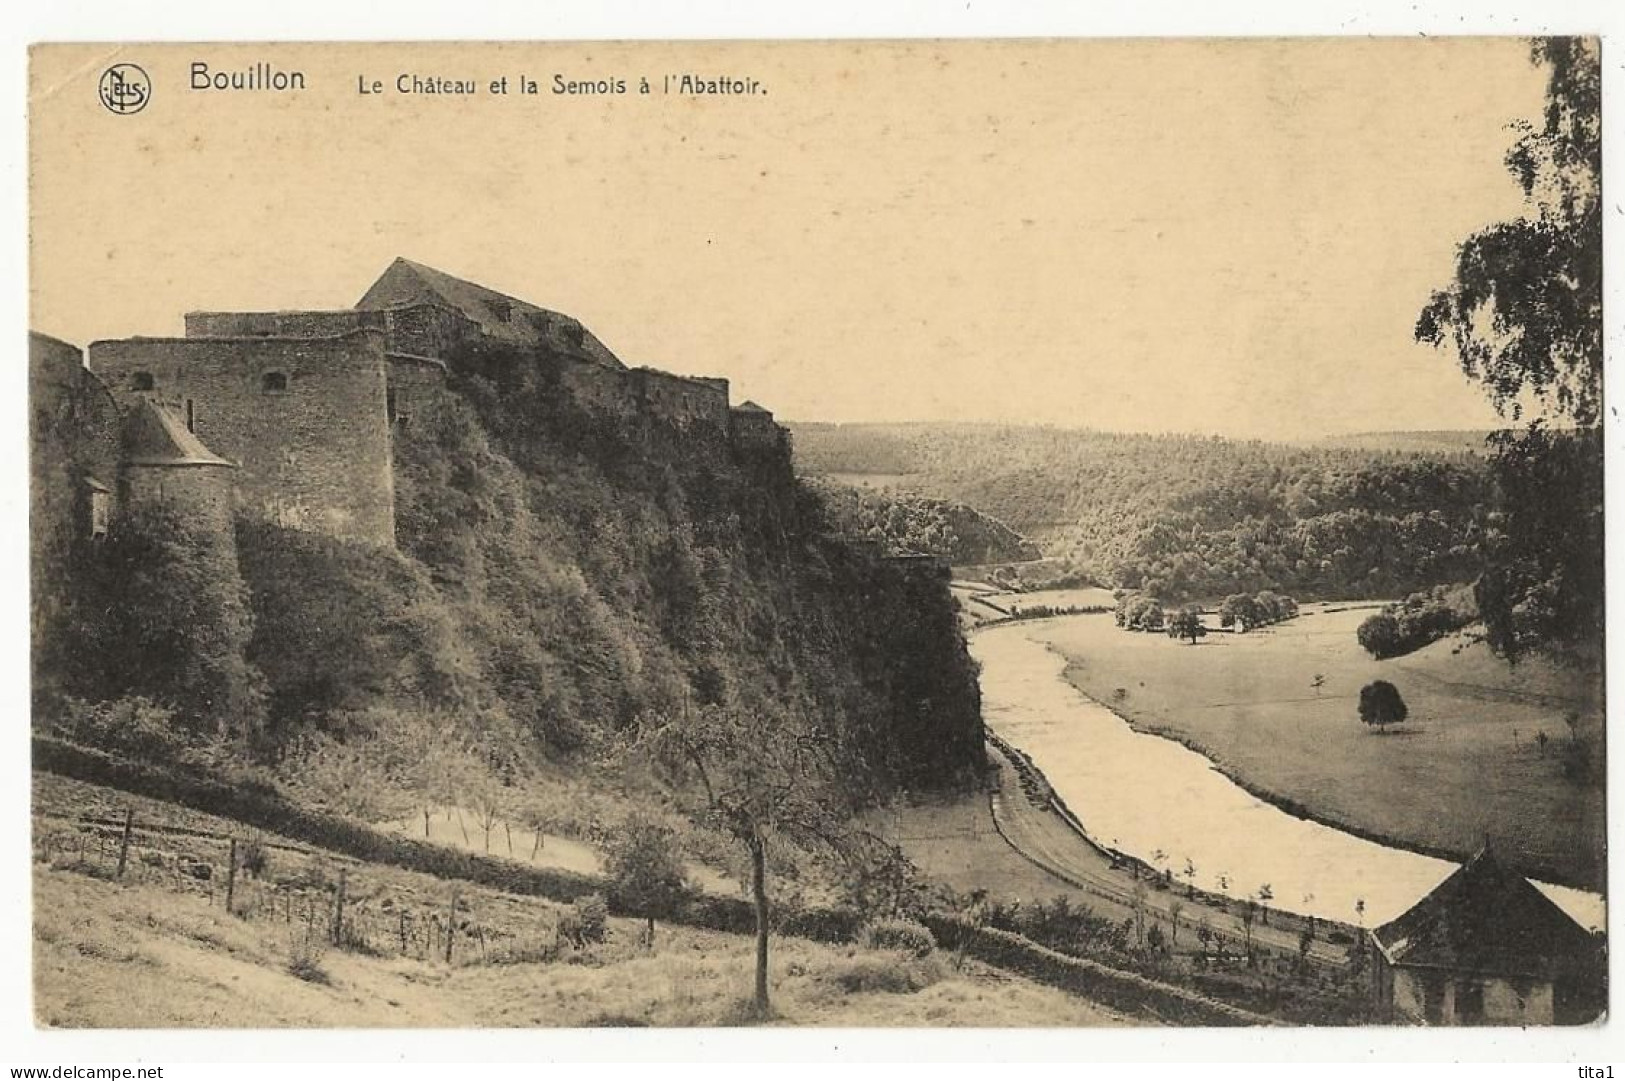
(66, 259, 787, 550)
(88, 330, 397, 546)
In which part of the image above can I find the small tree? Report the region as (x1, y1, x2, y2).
(470, 785, 505, 854)
(1219, 593, 1258, 632)
(1146, 922, 1167, 954)
(1357, 613, 1405, 659)
(1358, 680, 1409, 733)
(643, 703, 876, 1017)
(1123, 597, 1165, 633)
(606, 815, 690, 949)
(1166, 605, 1207, 645)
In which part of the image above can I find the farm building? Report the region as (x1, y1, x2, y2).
(1369, 844, 1604, 1025)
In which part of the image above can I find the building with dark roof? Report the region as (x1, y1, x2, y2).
(357, 257, 624, 370)
(730, 400, 786, 450)
(1370, 845, 1605, 1025)
(51, 259, 786, 550)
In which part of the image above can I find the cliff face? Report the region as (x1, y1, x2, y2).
(37, 316, 985, 795)
(233, 338, 986, 793)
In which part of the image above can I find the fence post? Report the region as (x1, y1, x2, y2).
(399, 911, 409, 954)
(444, 889, 458, 964)
(116, 808, 134, 879)
(332, 868, 348, 946)
(225, 839, 238, 916)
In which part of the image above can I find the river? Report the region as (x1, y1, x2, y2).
(973, 620, 1606, 932)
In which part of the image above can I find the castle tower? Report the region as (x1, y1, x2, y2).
(120, 399, 237, 531)
(87, 328, 397, 546)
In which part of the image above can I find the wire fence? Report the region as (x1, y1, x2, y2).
(32, 808, 559, 967)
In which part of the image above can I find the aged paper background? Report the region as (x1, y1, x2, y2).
(31, 40, 1544, 436)
(16, 26, 1625, 1067)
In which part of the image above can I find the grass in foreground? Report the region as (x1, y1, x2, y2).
(32, 858, 1132, 1028)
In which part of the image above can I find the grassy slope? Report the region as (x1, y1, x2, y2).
(1040, 607, 1604, 888)
(32, 858, 1126, 1029)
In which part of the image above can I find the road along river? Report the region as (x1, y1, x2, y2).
(973, 620, 1605, 932)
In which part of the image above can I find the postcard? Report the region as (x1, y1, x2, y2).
(27, 38, 1606, 1034)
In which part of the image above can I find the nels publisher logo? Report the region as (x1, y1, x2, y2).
(99, 63, 151, 115)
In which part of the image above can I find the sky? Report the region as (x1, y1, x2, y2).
(30, 38, 1549, 439)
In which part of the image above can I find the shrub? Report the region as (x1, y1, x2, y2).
(861, 917, 937, 958)
(1115, 594, 1167, 633)
(780, 905, 865, 943)
(557, 892, 610, 948)
(51, 696, 188, 761)
(286, 933, 331, 984)
(237, 835, 271, 878)
(604, 816, 689, 939)
(1357, 587, 1476, 659)
(830, 953, 946, 994)
(72, 503, 265, 739)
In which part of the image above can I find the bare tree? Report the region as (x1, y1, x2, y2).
(642, 703, 879, 1018)
(471, 788, 504, 854)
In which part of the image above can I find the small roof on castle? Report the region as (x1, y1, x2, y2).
(1371, 845, 1598, 982)
(124, 401, 235, 468)
(733, 400, 773, 415)
(357, 258, 625, 371)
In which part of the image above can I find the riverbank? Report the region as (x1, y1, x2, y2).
(969, 620, 1605, 932)
(1035, 607, 1604, 893)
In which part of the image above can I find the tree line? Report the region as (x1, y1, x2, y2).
(1114, 589, 1299, 642)
(791, 423, 1491, 604)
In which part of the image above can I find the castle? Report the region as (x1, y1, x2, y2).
(31, 258, 786, 550)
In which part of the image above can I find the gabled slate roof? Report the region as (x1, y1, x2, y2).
(732, 400, 772, 415)
(1371, 845, 1599, 982)
(357, 257, 624, 370)
(124, 400, 235, 468)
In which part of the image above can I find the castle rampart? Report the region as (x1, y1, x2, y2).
(633, 367, 731, 428)
(61, 259, 788, 550)
(87, 329, 396, 546)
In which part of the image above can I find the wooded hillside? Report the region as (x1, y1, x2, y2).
(36, 345, 988, 814)
(790, 423, 1492, 602)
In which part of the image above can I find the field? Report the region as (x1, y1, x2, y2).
(949, 584, 1118, 630)
(1038, 607, 1605, 889)
(32, 772, 1129, 1028)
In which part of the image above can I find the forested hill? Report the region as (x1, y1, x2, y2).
(1296, 430, 1498, 455)
(789, 422, 1494, 602)
(806, 480, 1040, 565)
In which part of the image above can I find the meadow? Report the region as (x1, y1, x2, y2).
(32, 772, 1127, 1028)
(1038, 606, 1604, 889)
